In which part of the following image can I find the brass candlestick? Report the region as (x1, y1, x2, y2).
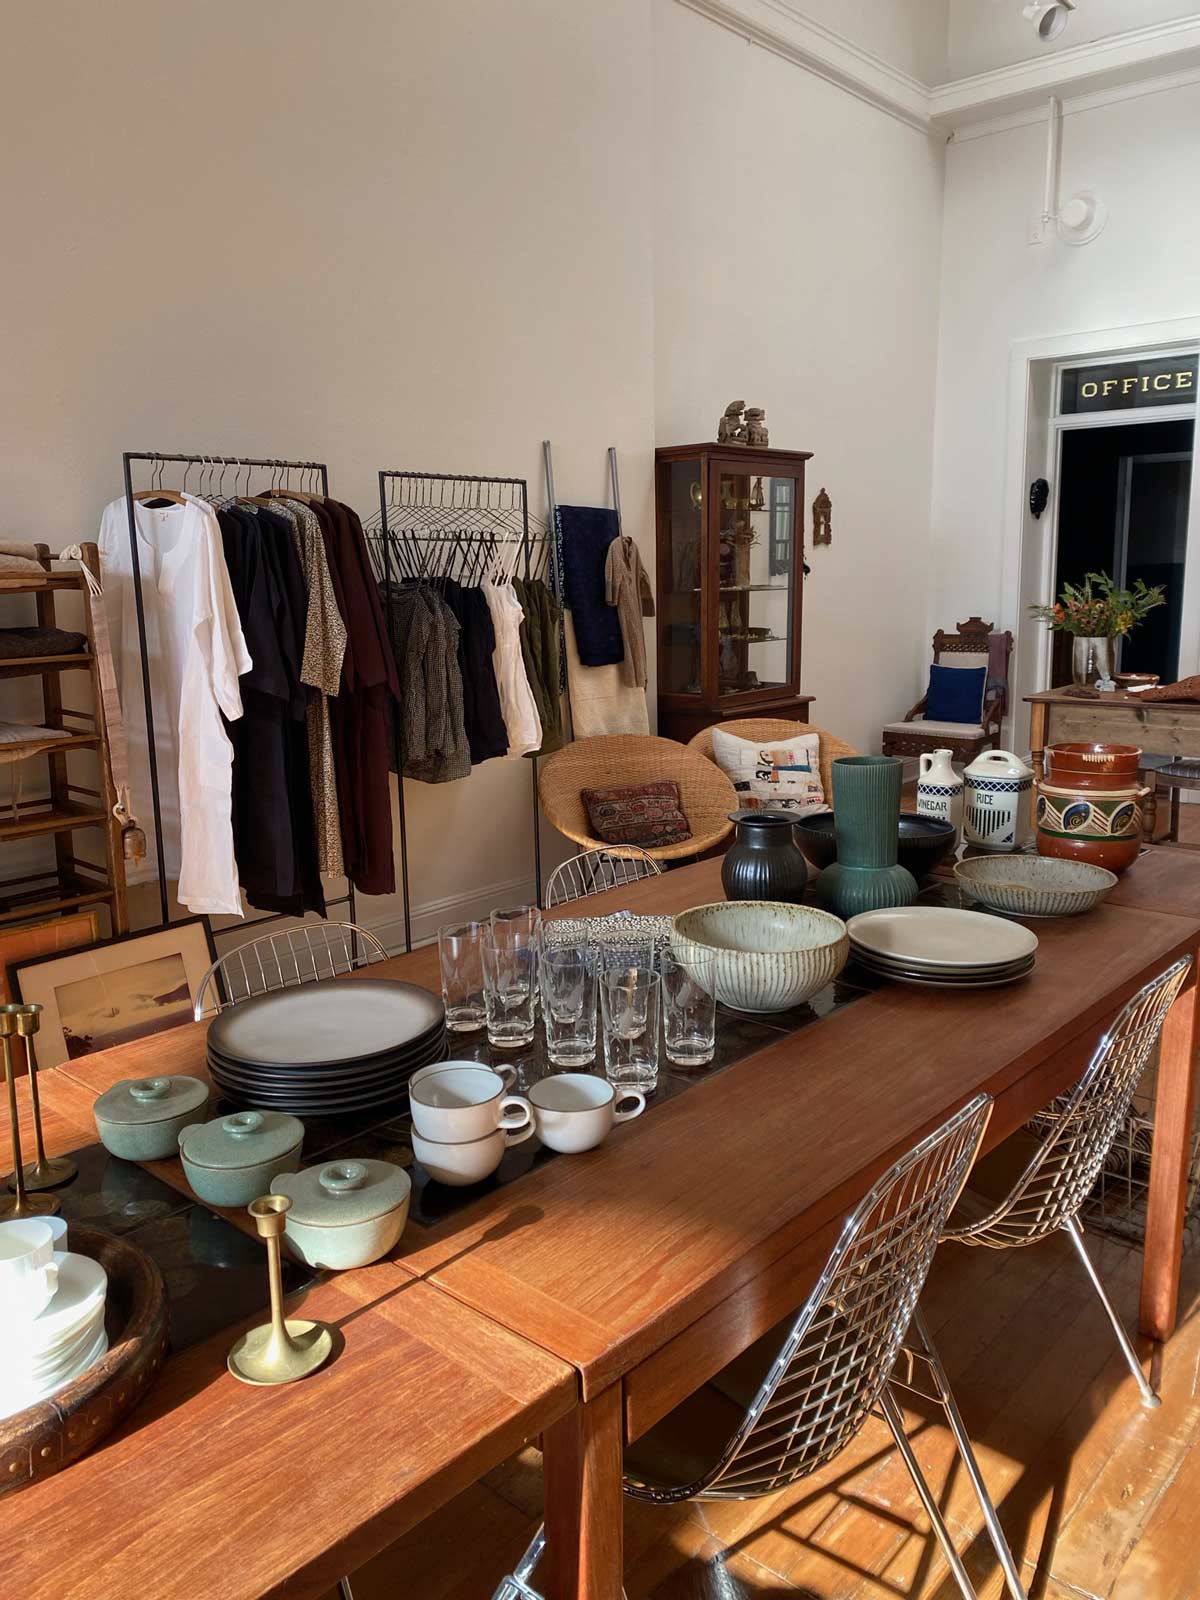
(228, 1194, 333, 1386)
(9, 1002, 76, 1191)
(0, 1005, 59, 1221)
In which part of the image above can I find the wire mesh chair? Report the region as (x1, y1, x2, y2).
(493, 1093, 1029, 1600)
(942, 955, 1191, 1409)
(193, 922, 389, 1020)
(543, 846, 663, 909)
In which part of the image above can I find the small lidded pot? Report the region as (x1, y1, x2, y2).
(271, 1158, 411, 1270)
(178, 1109, 304, 1208)
(93, 1074, 209, 1161)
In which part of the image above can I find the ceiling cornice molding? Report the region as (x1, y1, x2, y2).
(671, 0, 932, 133)
(947, 61, 1200, 142)
(673, 0, 1200, 136)
(931, 11, 1200, 126)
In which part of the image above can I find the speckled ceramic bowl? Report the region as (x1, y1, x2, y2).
(954, 855, 1118, 918)
(272, 1158, 411, 1270)
(92, 1075, 209, 1161)
(177, 1110, 304, 1209)
(671, 901, 849, 1014)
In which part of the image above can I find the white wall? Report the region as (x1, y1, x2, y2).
(788, 0, 950, 81)
(946, 0, 1200, 78)
(0, 0, 655, 944)
(654, 1, 947, 753)
(929, 81, 1200, 739)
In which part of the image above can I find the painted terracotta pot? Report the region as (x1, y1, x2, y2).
(1035, 780, 1146, 873)
(1046, 742, 1142, 792)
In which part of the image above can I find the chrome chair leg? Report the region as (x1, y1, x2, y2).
(911, 1310, 1029, 1600)
(1063, 1215, 1160, 1408)
(879, 1387, 978, 1600)
(336, 1579, 356, 1600)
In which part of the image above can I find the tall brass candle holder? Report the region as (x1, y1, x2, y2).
(0, 1004, 59, 1221)
(228, 1194, 333, 1386)
(8, 1002, 77, 1191)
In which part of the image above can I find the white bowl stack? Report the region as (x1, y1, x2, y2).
(0, 1219, 109, 1421)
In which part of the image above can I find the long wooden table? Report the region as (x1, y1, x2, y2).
(0, 1071, 576, 1600)
(3, 851, 1199, 1600)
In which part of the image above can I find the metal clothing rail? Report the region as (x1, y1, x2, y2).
(369, 468, 561, 949)
(118, 451, 356, 941)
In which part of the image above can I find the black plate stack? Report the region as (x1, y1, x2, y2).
(206, 978, 447, 1116)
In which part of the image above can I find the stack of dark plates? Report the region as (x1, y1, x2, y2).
(206, 978, 447, 1116)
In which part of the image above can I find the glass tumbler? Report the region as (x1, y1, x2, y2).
(600, 965, 660, 1092)
(482, 929, 538, 1050)
(661, 949, 717, 1068)
(438, 921, 486, 1034)
(494, 905, 543, 1015)
(540, 944, 597, 1068)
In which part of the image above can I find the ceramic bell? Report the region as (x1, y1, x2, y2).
(963, 749, 1033, 853)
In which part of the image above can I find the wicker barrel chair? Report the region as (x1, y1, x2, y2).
(538, 735, 737, 862)
(688, 718, 856, 805)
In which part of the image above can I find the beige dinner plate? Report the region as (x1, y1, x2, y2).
(849, 945, 1035, 979)
(851, 950, 1036, 984)
(846, 907, 1039, 970)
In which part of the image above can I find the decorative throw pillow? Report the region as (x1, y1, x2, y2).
(581, 780, 693, 848)
(710, 727, 826, 814)
(924, 663, 986, 724)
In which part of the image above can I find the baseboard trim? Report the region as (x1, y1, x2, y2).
(364, 872, 539, 954)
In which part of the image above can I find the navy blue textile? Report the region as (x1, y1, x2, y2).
(925, 662, 986, 723)
(556, 504, 624, 667)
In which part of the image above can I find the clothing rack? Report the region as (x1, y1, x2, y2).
(367, 469, 563, 949)
(118, 451, 356, 940)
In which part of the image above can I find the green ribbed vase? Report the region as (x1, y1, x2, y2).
(815, 756, 918, 918)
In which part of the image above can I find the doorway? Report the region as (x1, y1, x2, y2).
(1052, 418, 1194, 685)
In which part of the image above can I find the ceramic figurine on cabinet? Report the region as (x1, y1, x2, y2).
(717, 401, 746, 444)
(744, 407, 768, 446)
(812, 486, 832, 547)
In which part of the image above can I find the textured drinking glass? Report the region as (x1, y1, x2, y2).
(592, 929, 655, 980)
(491, 905, 543, 946)
(661, 949, 717, 1068)
(600, 966, 660, 1092)
(438, 921, 486, 1034)
(482, 930, 538, 1049)
(540, 945, 598, 1068)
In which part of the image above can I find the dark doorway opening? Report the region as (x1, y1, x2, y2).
(1052, 418, 1193, 686)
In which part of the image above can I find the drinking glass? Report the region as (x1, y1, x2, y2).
(491, 905, 542, 946)
(661, 949, 717, 1068)
(540, 944, 597, 1068)
(438, 921, 486, 1034)
(591, 927, 655, 981)
(482, 929, 538, 1049)
(600, 965, 660, 1092)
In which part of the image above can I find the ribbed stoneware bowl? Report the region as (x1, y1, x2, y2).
(671, 901, 849, 1013)
(954, 855, 1117, 918)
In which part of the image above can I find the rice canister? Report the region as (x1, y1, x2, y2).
(962, 749, 1033, 853)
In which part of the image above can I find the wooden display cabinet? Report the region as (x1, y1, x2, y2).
(654, 443, 813, 743)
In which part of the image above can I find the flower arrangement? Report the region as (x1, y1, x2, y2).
(1029, 571, 1166, 638)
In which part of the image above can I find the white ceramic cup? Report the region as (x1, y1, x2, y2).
(527, 1073, 646, 1154)
(409, 1065, 532, 1143)
(411, 1123, 534, 1187)
(0, 1218, 60, 1318)
(407, 1058, 517, 1099)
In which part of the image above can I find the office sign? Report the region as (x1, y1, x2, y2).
(1061, 355, 1197, 414)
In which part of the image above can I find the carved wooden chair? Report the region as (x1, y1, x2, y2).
(882, 617, 1012, 766)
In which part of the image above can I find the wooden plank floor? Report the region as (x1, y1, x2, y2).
(323, 1228, 1200, 1599)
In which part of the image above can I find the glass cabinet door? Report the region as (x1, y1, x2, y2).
(659, 458, 705, 695)
(713, 466, 797, 699)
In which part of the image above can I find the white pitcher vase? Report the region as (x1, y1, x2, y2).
(916, 748, 964, 842)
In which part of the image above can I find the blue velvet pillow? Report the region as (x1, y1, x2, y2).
(925, 663, 986, 724)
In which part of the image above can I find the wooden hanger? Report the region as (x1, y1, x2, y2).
(132, 489, 187, 505)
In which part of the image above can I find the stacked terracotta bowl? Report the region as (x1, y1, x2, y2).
(1035, 743, 1145, 873)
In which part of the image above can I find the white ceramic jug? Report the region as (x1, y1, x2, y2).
(963, 749, 1034, 852)
(916, 748, 964, 841)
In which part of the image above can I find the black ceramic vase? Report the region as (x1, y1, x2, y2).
(721, 810, 809, 903)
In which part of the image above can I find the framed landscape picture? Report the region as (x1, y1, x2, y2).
(0, 910, 102, 1075)
(9, 917, 217, 1069)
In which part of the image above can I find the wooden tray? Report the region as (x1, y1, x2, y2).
(0, 1224, 168, 1495)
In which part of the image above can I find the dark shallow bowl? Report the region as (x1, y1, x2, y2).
(793, 812, 838, 871)
(793, 811, 955, 882)
(896, 813, 957, 879)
